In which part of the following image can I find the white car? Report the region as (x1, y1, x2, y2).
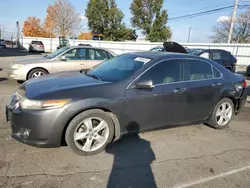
(9, 46, 116, 83)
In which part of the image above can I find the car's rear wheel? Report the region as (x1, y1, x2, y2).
(27, 68, 48, 80)
(65, 110, 115, 155)
(207, 98, 234, 129)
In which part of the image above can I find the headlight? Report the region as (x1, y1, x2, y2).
(12, 64, 24, 70)
(20, 98, 70, 110)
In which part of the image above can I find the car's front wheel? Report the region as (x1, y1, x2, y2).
(65, 110, 115, 155)
(207, 98, 234, 129)
(27, 68, 48, 80)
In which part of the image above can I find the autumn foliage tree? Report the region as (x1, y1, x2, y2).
(23, 16, 50, 37)
(44, 0, 81, 37)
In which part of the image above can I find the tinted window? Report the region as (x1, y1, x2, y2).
(150, 47, 165, 52)
(88, 49, 109, 60)
(212, 52, 221, 60)
(45, 47, 70, 59)
(200, 52, 209, 59)
(213, 67, 221, 78)
(87, 55, 150, 82)
(223, 51, 232, 60)
(139, 60, 182, 85)
(63, 49, 77, 60)
(31, 41, 43, 45)
(187, 61, 213, 81)
(77, 48, 87, 60)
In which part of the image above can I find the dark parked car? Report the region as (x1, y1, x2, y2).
(0, 39, 6, 48)
(246, 64, 250, 77)
(198, 49, 237, 72)
(186, 48, 204, 55)
(78, 43, 92, 47)
(6, 52, 247, 155)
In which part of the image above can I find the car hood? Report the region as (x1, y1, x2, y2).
(19, 71, 110, 99)
(15, 56, 51, 64)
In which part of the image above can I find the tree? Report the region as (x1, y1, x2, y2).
(23, 16, 48, 37)
(44, 0, 81, 37)
(85, 0, 137, 41)
(211, 9, 250, 43)
(130, 0, 171, 42)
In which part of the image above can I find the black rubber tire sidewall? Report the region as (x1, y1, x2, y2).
(65, 110, 115, 156)
(27, 68, 48, 79)
(208, 98, 234, 129)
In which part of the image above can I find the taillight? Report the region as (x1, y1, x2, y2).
(243, 80, 247, 88)
(234, 80, 247, 92)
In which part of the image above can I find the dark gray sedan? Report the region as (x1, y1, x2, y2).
(6, 52, 248, 155)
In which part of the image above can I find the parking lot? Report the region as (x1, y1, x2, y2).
(1, 48, 250, 188)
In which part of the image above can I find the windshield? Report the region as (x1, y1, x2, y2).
(86, 54, 152, 82)
(187, 49, 204, 55)
(45, 47, 70, 59)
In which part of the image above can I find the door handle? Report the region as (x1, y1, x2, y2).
(80, 64, 85, 65)
(212, 83, 222, 87)
(173, 88, 187, 94)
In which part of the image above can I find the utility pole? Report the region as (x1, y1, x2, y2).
(187, 27, 192, 43)
(0, 25, 3, 39)
(228, 0, 239, 43)
(16, 21, 20, 48)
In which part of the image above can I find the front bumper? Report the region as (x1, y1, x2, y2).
(8, 69, 27, 81)
(6, 105, 71, 148)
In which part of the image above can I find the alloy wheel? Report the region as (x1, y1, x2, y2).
(32, 71, 44, 78)
(216, 102, 233, 126)
(73, 117, 109, 152)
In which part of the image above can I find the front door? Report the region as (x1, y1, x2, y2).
(52, 48, 87, 73)
(184, 60, 223, 122)
(123, 60, 188, 132)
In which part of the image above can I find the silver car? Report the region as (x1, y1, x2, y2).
(9, 46, 116, 82)
(29, 41, 45, 52)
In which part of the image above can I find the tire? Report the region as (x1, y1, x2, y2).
(27, 68, 48, 80)
(207, 98, 234, 129)
(65, 109, 115, 156)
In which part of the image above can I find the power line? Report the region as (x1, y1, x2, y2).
(169, 5, 234, 21)
(168, 3, 232, 16)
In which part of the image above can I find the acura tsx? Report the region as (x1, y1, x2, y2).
(6, 52, 247, 155)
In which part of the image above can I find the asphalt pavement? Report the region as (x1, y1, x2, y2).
(1, 48, 250, 188)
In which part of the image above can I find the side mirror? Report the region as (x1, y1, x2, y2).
(60, 55, 67, 61)
(134, 80, 154, 89)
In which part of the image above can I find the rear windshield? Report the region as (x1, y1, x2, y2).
(31, 41, 43, 45)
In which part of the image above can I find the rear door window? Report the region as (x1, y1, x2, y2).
(185, 60, 213, 81)
(213, 67, 222, 78)
(31, 41, 43, 45)
(88, 49, 109, 60)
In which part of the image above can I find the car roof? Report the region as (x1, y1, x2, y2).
(125, 51, 198, 59)
(69, 46, 116, 56)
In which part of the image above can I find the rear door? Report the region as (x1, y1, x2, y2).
(184, 59, 223, 122)
(83, 48, 110, 70)
(52, 48, 86, 73)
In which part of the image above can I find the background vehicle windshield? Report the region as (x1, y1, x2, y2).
(87, 54, 151, 82)
(46, 47, 70, 59)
